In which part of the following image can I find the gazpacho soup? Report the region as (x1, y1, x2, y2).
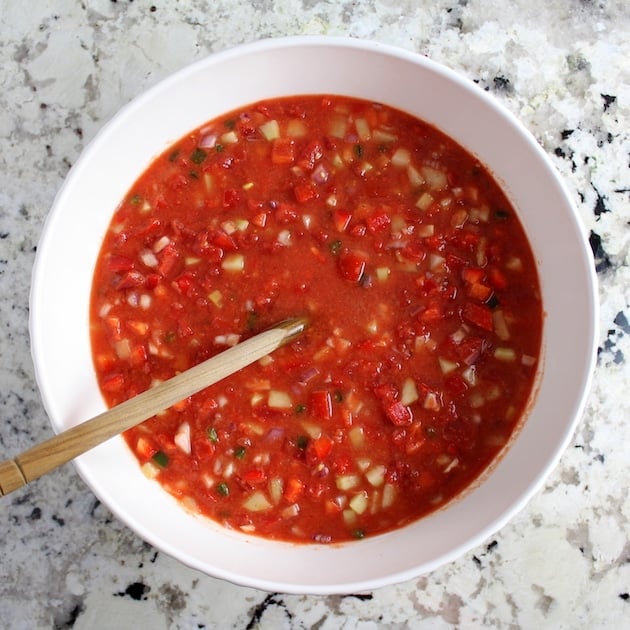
(90, 95, 542, 543)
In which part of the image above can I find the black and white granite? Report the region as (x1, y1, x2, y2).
(1, 1, 628, 627)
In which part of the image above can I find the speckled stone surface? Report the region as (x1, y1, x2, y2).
(0, 1, 628, 628)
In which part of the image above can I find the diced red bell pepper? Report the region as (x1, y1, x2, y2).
(462, 301, 493, 331)
(310, 390, 333, 419)
(241, 469, 267, 485)
(307, 434, 333, 462)
(283, 478, 305, 503)
(338, 250, 367, 283)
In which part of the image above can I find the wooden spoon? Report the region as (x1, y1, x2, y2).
(0, 317, 307, 497)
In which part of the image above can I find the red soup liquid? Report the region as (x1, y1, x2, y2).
(90, 95, 542, 543)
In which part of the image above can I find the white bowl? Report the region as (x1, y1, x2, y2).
(30, 36, 598, 594)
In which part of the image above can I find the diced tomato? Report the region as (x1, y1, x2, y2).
(298, 140, 324, 170)
(366, 212, 391, 234)
(331, 454, 352, 474)
(171, 397, 190, 412)
(456, 337, 485, 365)
(419, 302, 442, 322)
(294, 181, 317, 204)
(467, 282, 493, 302)
(94, 353, 115, 372)
(445, 374, 469, 396)
(157, 244, 179, 277)
(275, 203, 298, 223)
(106, 255, 135, 273)
(104, 316, 121, 338)
(173, 271, 197, 297)
(488, 267, 507, 290)
(461, 267, 485, 284)
(338, 250, 367, 283)
(129, 344, 147, 367)
(462, 301, 493, 331)
(373, 382, 398, 402)
(101, 373, 124, 392)
(241, 469, 267, 485)
(384, 401, 413, 426)
(349, 223, 367, 237)
(283, 478, 305, 503)
(309, 390, 333, 419)
(333, 209, 352, 232)
(271, 137, 296, 165)
(401, 241, 425, 262)
(222, 188, 241, 209)
(252, 212, 268, 227)
(145, 273, 160, 289)
(115, 270, 146, 290)
(166, 173, 188, 190)
(211, 230, 237, 251)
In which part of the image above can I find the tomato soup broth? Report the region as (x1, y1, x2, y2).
(90, 95, 542, 543)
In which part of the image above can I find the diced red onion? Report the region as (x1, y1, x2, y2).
(311, 162, 329, 184)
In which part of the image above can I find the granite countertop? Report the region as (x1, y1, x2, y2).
(1, 1, 628, 628)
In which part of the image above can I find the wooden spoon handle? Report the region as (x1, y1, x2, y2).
(0, 317, 307, 497)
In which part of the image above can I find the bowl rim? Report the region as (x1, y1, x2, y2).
(29, 35, 599, 594)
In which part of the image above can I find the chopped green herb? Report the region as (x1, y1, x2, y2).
(224, 119, 236, 130)
(129, 194, 142, 205)
(207, 427, 219, 443)
(152, 451, 169, 467)
(234, 446, 246, 459)
(189, 171, 199, 179)
(164, 331, 177, 343)
(334, 390, 344, 403)
(487, 294, 500, 309)
(329, 239, 342, 255)
(295, 403, 307, 414)
(495, 209, 510, 220)
(296, 435, 309, 450)
(216, 482, 230, 497)
(215, 143, 224, 153)
(190, 148, 207, 165)
(352, 529, 366, 539)
(354, 144, 364, 157)
(168, 149, 180, 162)
(424, 426, 437, 438)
